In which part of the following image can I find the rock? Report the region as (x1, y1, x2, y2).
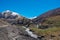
(0, 25, 38, 40)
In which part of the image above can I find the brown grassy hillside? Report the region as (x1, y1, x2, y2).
(30, 15, 60, 40)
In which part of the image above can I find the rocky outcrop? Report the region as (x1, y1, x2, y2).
(0, 27, 10, 40)
(0, 24, 38, 40)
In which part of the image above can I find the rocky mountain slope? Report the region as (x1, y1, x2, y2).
(0, 10, 31, 26)
(0, 8, 60, 40)
(0, 10, 38, 40)
(0, 19, 38, 40)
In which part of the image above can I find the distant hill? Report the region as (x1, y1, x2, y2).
(32, 8, 60, 24)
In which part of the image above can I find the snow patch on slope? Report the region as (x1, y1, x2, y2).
(5, 10, 11, 12)
(29, 16, 37, 19)
(12, 12, 19, 16)
(3, 10, 19, 16)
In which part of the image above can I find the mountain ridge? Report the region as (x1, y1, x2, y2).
(32, 8, 60, 24)
(0, 8, 60, 27)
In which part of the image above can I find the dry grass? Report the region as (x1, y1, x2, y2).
(30, 27, 60, 35)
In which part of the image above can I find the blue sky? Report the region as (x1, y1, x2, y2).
(0, 0, 60, 18)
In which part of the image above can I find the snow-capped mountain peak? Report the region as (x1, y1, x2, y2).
(2, 10, 19, 16)
(5, 10, 11, 12)
(1, 10, 22, 19)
